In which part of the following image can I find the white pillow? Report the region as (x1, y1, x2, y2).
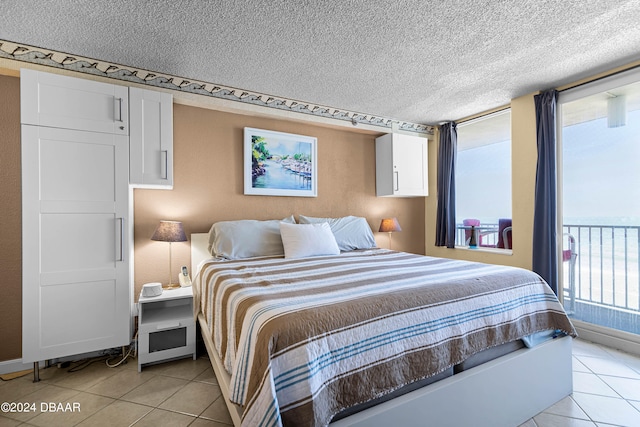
(280, 222, 340, 259)
(298, 215, 377, 251)
(208, 216, 295, 259)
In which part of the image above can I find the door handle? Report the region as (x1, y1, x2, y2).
(116, 217, 124, 262)
(156, 322, 181, 330)
(114, 97, 123, 122)
(161, 150, 168, 179)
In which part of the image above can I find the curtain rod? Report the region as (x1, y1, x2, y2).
(557, 63, 640, 94)
(456, 107, 510, 127)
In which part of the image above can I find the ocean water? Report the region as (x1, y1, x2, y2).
(564, 216, 640, 227)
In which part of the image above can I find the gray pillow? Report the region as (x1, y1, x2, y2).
(208, 216, 295, 259)
(298, 215, 377, 251)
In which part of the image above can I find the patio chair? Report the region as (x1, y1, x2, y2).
(563, 232, 577, 313)
(497, 218, 512, 249)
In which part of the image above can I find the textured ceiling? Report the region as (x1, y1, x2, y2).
(2, 0, 640, 125)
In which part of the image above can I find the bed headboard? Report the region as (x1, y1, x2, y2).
(191, 233, 210, 274)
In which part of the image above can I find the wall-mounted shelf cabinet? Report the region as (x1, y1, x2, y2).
(129, 87, 174, 188)
(375, 133, 428, 197)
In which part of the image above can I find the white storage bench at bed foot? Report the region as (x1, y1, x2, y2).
(330, 335, 573, 427)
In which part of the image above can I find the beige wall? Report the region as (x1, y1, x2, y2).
(133, 105, 427, 297)
(425, 93, 538, 270)
(0, 74, 426, 362)
(0, 75, 22, 361)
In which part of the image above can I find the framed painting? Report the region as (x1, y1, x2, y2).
(244, 127, 318, 197)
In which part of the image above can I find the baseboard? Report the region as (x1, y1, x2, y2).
(573, 320, 640, 356)
(0, 359, 44, 376)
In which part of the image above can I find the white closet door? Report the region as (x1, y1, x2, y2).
(20, 68, 129, 135)
(22, 125, 130, 363)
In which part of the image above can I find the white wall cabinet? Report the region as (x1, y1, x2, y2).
(129, 87, 174, 188)
(20, 68, 129, 136)
(375, 133, 428, 197)
(19, 69, 177, 364)
(21, 125, 130, 363)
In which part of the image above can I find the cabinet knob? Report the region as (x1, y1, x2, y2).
(119, 126, 125, 130)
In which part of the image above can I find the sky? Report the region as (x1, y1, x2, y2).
(562, 110, 640, 225)
(264, 137, 312, 158)
(456, 140, 511, 225)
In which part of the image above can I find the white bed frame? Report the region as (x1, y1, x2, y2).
(191, 233, 573, 427)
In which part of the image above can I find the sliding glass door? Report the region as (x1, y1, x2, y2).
(558, 70, 640, 336)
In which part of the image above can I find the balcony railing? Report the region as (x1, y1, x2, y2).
(455, 222, 640, 335)
(563, 224, 640, 335)
(455, 223, 500, 247)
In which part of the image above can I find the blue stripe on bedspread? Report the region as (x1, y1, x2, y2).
(272, 291, 558, 391)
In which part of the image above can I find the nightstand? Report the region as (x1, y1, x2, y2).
(137, 286, 196, 372)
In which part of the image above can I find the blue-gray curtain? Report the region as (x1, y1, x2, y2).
(532, 90, 559, 294)
(435, 122, 457, 248)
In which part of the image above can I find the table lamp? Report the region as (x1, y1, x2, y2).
(379, 217, 402, 250)
(151, 220, 187, 289)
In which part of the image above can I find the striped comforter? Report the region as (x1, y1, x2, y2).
(195, 249, 576, 427)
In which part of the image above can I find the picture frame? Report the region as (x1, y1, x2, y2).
(244, 127, 318, 197)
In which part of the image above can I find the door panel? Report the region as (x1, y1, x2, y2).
(41, 213, 116, 273)
(20, 68, 129, 135)
(40, 137, 117, 203)
(129, 87, 173, 187)
(22, 124, 130, 362)
(393, 134, 428, 196)
(40, 281, 118, 349)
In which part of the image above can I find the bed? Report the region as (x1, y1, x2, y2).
(190, 216, 577, 427)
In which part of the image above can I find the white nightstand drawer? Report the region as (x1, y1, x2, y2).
(138, 322, 195, 369)
(138, 315, 194, 334)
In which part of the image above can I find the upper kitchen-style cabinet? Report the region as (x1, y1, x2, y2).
(375, 133, 428, 197)
(129, 87, 174, 188)
(20, 68, 129, 135)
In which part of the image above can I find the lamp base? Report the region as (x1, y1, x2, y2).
(163, 283, 181, 290)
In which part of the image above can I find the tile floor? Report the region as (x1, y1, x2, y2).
(0, 354, 232, 427)
(0, 338, 639, 426)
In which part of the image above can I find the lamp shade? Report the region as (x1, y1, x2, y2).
(379, 218, 402, 233)
(151, 221, 187, 242)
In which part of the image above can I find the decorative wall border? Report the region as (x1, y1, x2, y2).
(0, 40, 433, 135)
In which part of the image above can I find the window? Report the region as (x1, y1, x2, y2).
(559, 68, 640, 336)
(455, 109, 512, 248)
